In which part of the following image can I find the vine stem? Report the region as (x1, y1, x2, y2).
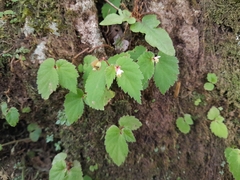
(105, 0, 120, 11)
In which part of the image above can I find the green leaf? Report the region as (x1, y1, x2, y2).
(105, 65, 116, 89)
(116, 57, 143, 103)
(64, 89, 84, 125)
(225, 148, 240, 180)
(85, 62, 108, 110)
(6, 107, 19, 127)
(207, 73, 218, 84)
(128, 45, 147, 60)
(176, 117, 190, 134)
(103, 88, 115, 105)
(101, 0, 121, 18)
(105, 125, 128, 166)
(100, 13, 123, 26)
(123, 128, 136, 142)
(153, 52, 179, 94)
(83, 55, 98, 84)
(0, 144, 2, 151)
(130, 15, 175, 56)
(22, 107, 31, 113)
(83, 175, 92, 180)
(215, 115, 224, 122)
(207, 106, 220, 120)
(204, 82, 214, 91)
(49, 160, 66, 180)
(121, 10, 136, 24)
(184, 114, 193, 125)
(66, 161, 83, 180)
(108, 53, 130, 65)
(52, 152, 67, 164)
(137, 51, 155, 88)
(119, 115, 142, 130)
(1, 102, 8, 116)
(27, 123, 42, 142)
(37, 58, 59, 99)
(56, 59, 79, 94)
(210, 121, 228, 138)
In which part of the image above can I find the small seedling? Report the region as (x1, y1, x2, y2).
(89, 164, 98, 172)
(224, 147, 240, 179)
(46, 134, 54, 143)
(194, 98, 202, 106)
(176, 114, 193, 134)
(204, 73, 218, 91)
(49, 152, 83, 180)
(1, 102, 19, 127)
(207, 106, 228, 138)
(104, 115, 142, 166)
(27, 123, 42, 142)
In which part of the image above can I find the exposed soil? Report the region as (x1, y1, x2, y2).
(0, 0, 240, 180)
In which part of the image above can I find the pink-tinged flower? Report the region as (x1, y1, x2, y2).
(152, 56, 160, 63)
(115, 66, 124, 77)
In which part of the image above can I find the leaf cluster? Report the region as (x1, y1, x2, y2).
(204, 73, 218, 91)
(37, 48, 179, 124)
(100, 10, 175, 56)
(176, 114, 193, 134)
(0, 102, 19, 127)
(104, 116, 142, 166)
(207, 106, 228, 138)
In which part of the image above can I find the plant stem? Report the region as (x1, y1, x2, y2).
(105, 0, 120, 11)
(1, 137, 31, 147)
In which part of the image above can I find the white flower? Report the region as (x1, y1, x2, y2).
(152, 56, 161, 63)
(115, 66, 124, 77)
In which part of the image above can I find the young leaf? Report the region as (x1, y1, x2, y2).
(101, 0, 121, 18)
(105, 125, 128, 166)
(6, 107, 19, 127)
(137, 51, 155, 88)
(207, 73, 218, 84)
(207, 106, 220, 120)
(100, 13, 123, 26)
(184, 114, 193, 125)
(204, 82, 214, 91)
(128, 45, 147, 60)
(153, 52, 179, 94)
(105, 65, 116, 89)
(116, 57, 143, 103)
(1, 102, 8, 116)
(123, 128, 136, 142)
(130, 15, 175, 56)
(119, 116, 142, 130)
(210, 121, 228, 138)
(85, 62, 108, 110)
(37, 58, 59, 99)
(225, 147, 240, 180)
(176, 117, 190, 134)
(56, 59, 79, 94)
(121, 10, 136, 24)
(64, 89, 84, 124)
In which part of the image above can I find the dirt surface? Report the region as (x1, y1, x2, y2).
(0, 0, 240, 179)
